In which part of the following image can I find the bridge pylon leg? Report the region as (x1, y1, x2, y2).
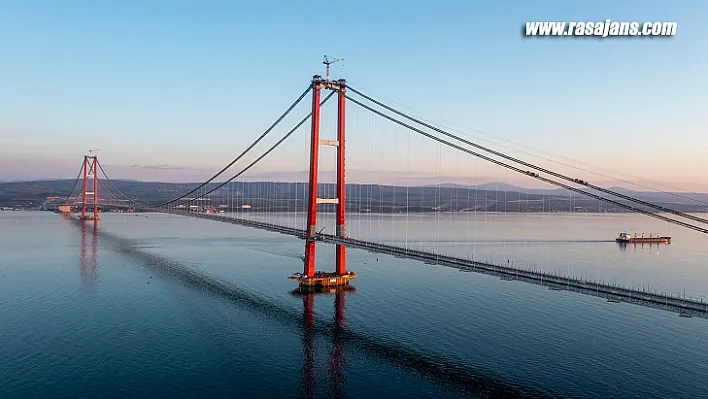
(292, 76, 356, 288)
(303, 78, 322, 279)
(335, 82, 347, 275)
(92, 157, 99, 220)
(81, 157, 88, 220)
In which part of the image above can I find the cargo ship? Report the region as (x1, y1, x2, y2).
(616, 231, 671, 244)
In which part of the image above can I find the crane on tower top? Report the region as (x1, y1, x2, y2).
(323, 55, 343, 81)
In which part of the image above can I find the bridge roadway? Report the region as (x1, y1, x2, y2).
(128, 208, 708, 319)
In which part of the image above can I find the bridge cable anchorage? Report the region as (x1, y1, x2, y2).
(347, 86, 708, 227)
(345, 95, 708, 235)
(154, 85, 313, 208)
(157, 91, 337, 208)
(60, 163, 86, 206)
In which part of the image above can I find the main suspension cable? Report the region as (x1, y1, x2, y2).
(347, 86, 708, 226)
(97, 179, 125, 203)
(60, 163, 85, 206)
(351, 85, 708, 207)
(96, 160, 147, 207)
(165, 91, 337, 208)
(346, 95, 708, 235)
(156, 85, 312, 207)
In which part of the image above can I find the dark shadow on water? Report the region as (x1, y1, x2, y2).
(68, 219, 559, 398)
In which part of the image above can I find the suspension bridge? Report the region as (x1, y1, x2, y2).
(53, 73, 708, 319)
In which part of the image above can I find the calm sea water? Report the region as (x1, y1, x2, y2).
(1, 211, 707, 398)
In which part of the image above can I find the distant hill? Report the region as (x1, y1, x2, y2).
(3, 179, 708, 214)
(437, 182, 708, 206)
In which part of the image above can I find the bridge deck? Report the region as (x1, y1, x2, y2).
(113, 209, 708, 319)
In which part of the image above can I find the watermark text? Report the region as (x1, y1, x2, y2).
(525, 20, 677, 37)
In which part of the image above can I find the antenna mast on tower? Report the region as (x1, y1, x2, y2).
(323, 55, 344, 81)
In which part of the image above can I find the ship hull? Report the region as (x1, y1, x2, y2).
(616, 237, 671, 244)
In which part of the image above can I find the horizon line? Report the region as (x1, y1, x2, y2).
(4, 177, 708, 195)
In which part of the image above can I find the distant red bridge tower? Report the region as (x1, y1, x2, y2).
(290, 75, 357, 288)
(80, 152, 100, 221)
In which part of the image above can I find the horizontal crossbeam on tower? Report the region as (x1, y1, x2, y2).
(316, 198, 339, 204)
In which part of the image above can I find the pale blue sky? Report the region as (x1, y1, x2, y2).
(1, 1, 706, 189)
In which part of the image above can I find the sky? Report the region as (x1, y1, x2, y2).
(1, 0, 706, 190)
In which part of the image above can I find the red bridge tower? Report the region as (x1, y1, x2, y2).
(290, 75, 357, 288)
(80, 153, 100, 221)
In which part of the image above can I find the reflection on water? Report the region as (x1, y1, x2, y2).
(302, 292, 316, 399)
(330, 290, 347, 399)
(293, 286, 354, 399)
(79, 221, 99, 286)
(617, 241, 668, 254)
